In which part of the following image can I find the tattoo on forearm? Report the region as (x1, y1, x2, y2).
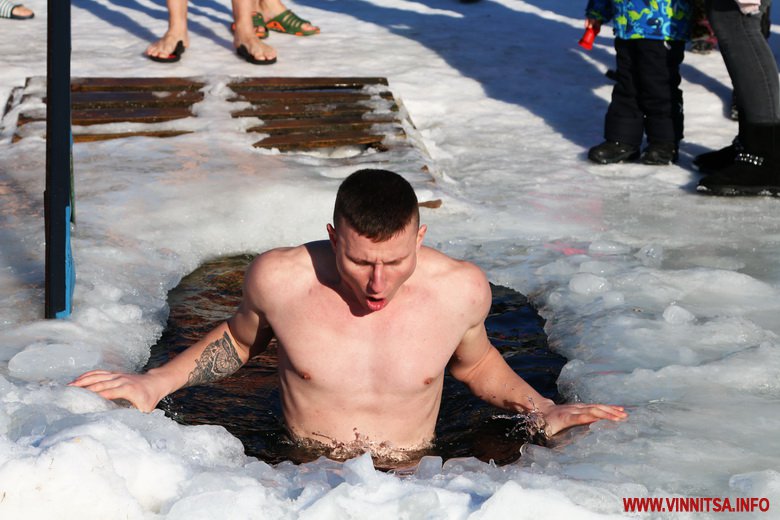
(185, 332, 242, 387)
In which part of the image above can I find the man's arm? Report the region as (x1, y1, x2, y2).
(69, 257, 274, 412)
(447, 268, 627, 437)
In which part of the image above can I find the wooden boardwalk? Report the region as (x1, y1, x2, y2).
(2, 76, 441, 207)
(7, 76, 409, 151)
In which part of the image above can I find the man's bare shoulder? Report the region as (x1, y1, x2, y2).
(417, 246, 492, 315)
(418, 246, 487, 279)
(244, 241, 333, 294)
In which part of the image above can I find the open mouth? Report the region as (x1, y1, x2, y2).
(366, 296, 387, 311)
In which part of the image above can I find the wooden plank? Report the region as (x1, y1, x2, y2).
(419, 199, 443, 209)
(73, 130, 192, 143)
(232, 104, 376, 120)
(69, 90, 204, 110)
(17, 112, 46, 127)
(228, 77, 388, 91)
(18, 106, 194, 127)
(230, 90, 394, 104)
(253, 129, 388, 151)
(247, 115, 400, 135)
(71, 107, 193, 125)
(70, 77, 205, 92)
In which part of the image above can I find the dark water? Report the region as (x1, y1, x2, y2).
(147, 255, 565, 466)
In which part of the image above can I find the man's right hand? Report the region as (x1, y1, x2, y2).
(68, 369, 169, 413)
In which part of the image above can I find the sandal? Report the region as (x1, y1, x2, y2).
(231, 12, 268, 40)
(265, 10, 319, 36)
(236, 44, 277, 65)
(0, 2, 34, 19)
(147, 40, 186, 63)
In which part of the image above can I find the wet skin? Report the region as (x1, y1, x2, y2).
(70, 221, 627, 455)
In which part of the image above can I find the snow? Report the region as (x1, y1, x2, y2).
(2, 0, 780, 518)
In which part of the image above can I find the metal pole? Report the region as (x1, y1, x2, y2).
(44, 0, 74, 319)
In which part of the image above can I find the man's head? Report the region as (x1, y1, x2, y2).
(328, 170, 426, 313)
(332, 169, 420, 241)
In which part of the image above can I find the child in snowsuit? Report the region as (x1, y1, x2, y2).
(586, 0, 692, 165)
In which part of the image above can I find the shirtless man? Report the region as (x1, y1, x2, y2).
(146, 0, 317, 63)
(71, 169, 627, 458)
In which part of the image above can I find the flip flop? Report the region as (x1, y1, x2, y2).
(230, 11, 268, 40)
(236, 44, 277, 65)
(147, 40, 185, 63)
(265, 10, 319, 36)
(0, 3, 34, 19)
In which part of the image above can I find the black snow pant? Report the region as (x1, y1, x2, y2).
(604, 38, 685, 147)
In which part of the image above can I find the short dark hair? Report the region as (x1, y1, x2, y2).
(333, 169, 419, 241)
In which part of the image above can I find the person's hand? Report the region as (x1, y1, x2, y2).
(537, 402, 627, 437)
(68, 370, 168, 412)
(585, 18, 602, 31)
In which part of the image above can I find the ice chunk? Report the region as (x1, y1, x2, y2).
(415, 455, 443, 479)
(588, 240, 631, 256)
(635, 244, 664, 268)
(729, 470, 780, 504)
(569, 273, 611, 295)
(600, 291, 625, 308)
(8, 342, 103, 382)
(0, 435, 146, 518)
(579, 260, 619, 276)
(662, 304, 695, 324)
(470, 481, 611, 519)
(342, 452, 383, 486)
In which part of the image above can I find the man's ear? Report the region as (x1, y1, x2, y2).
(327, 224, 337, 248)
(416, 224, 427, 249)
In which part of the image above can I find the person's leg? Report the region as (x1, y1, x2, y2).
(233, 0, 277, 63)
(635, 39, 685, 164)
(230, 0, 267, 39)
(259, 0, 319, 35)
(708, 0, 779, 123)
(698, 0, 780, 194)
(588, 39, 644, 164)
(146, 0, 189, 59)
(604, 39, 645, 147)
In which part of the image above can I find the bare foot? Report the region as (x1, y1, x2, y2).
(146, 31, 189, 60)
(234, 26, 276, 63)
(11, 5, 34, 18)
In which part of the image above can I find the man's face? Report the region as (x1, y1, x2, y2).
(328, 219, 426, 313)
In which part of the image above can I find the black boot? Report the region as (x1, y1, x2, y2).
(697, 123, 780, 196)
(695, 112, 744, 174)
(641, 141, 678, 165)
(693, 138, 741, 175)
(588, 141, 640, 164)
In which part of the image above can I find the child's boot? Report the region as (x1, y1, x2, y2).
(588, 141, 640, 164)
(641, 141, 678, 165)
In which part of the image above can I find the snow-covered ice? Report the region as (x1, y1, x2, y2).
(2, 0, 780, 518)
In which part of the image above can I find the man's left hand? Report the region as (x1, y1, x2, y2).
(539, 403, 628, 437)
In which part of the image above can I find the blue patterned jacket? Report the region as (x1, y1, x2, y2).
(586, 0, 691, 41)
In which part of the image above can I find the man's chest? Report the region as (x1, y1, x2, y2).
(269, 296, 465, 394)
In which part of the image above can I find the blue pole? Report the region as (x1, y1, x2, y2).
(45, 0, 74, 319)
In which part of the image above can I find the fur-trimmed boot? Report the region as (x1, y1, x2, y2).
(697, 122, 780, 196)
